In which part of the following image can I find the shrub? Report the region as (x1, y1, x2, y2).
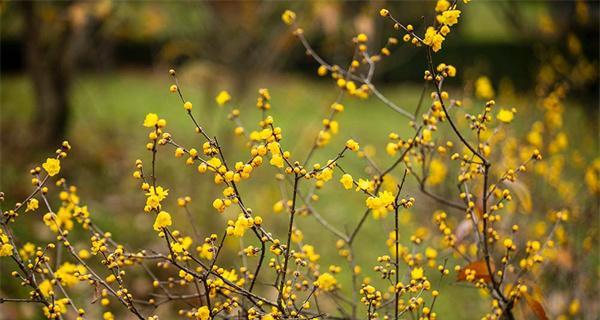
(1, 1, 597, 320)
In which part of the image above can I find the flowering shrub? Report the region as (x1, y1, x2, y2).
(1, 1, 597, 320)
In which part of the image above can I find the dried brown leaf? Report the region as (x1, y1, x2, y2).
(524, 292, 549, 320)
(457, 259, 495, 283)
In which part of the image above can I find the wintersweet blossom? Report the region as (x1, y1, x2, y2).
(143, 113, 159, 127)
(438, 9, 461, 26)
(497, 108, 515, 123)
(411, 267, 424, 280)
(340, 174, 354, 190)
(345, 139, 360, 151)
(423, 27, 445, 52)
(316, 272, 337, 291)
(216, 90, 231, 106)
(42, 158, 61, 176)
(153, 211, 172, 231)
(281, 10, 296, 25)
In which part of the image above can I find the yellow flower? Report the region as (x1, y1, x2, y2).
(585, 159, 600, 194)
(569, 299, 581, 315)
(422, 128, 432, 142)
(291, 229, 304, 243)
(153, 211, 172, 231)
(171, 242, 184, 253)
(213, 198, 225, 212)
(425, 247, 438, 259)
(26, 198, 39, 212)
(440, 25, 451, 36)
(197, 243, 214, 260)
(549, 132, 568, 154)
(475, 76, 495, 99)
(145, 186, 168, 210)
(227, 214, 253, 237)
(0, 243, 13, 257)
(527, 128, 543, 147)
(329, 120, 339, 134)
(207, 157, 222, 169)
(281, 10, 296, 25)
(196, 306, 210, 320)
(38, 279, 53, 297)
(386, 142, 398, 156)
(273, 200, 284, 213)
(43, 298, 69, 318)
(435, 0, 450, 12)
(223, 269, 239, 283)
(146, 195, 161, 209)
(316, 167, 333, 182)
(340, 174, 354, 190)
(331, 102, 344, 112)
(411, 267, 424, 280)
(19, 242, 35, 260)
(143, 113, 159, 127)
(366, 191, 395, 220)
(270, 154, 284, 168)
(43, 208, 74, 233)
(146, 186, 169, 201)
(78, 249, 90, 259)
(496, 108, 514, 123)
(317, 130, 331, 146)
(267, 142, 280, 154)
(447, 65, 457, 77)
(103, 312, 115, 320)
(316, 272, 337, 291)
(356, 179, 372, 192)
(55, 262, 87, 287)
(302, 244, 320, 262)
(345, 139, 360, 151)
(423, 27, 445, 52)
(42, 158, 61, 177)
(379, 9, 389, 17)
(184, 101, 193, 111)
(216, 90, 231, 106)
(427, 159, 447, 186)
(438, 9, 461, 26)
(180, 236, 193, 250)
(172, 238, 191, 254)
(317, 65, 328, 76)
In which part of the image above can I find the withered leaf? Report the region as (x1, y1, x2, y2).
(457, 259, 495, 283)
(524, 292, 549, 320)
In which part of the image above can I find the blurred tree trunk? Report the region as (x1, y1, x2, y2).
(21, 1, 108, 148)
(22, 2, 73, 148)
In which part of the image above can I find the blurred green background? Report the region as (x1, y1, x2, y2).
(0, 1, 598, 319)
